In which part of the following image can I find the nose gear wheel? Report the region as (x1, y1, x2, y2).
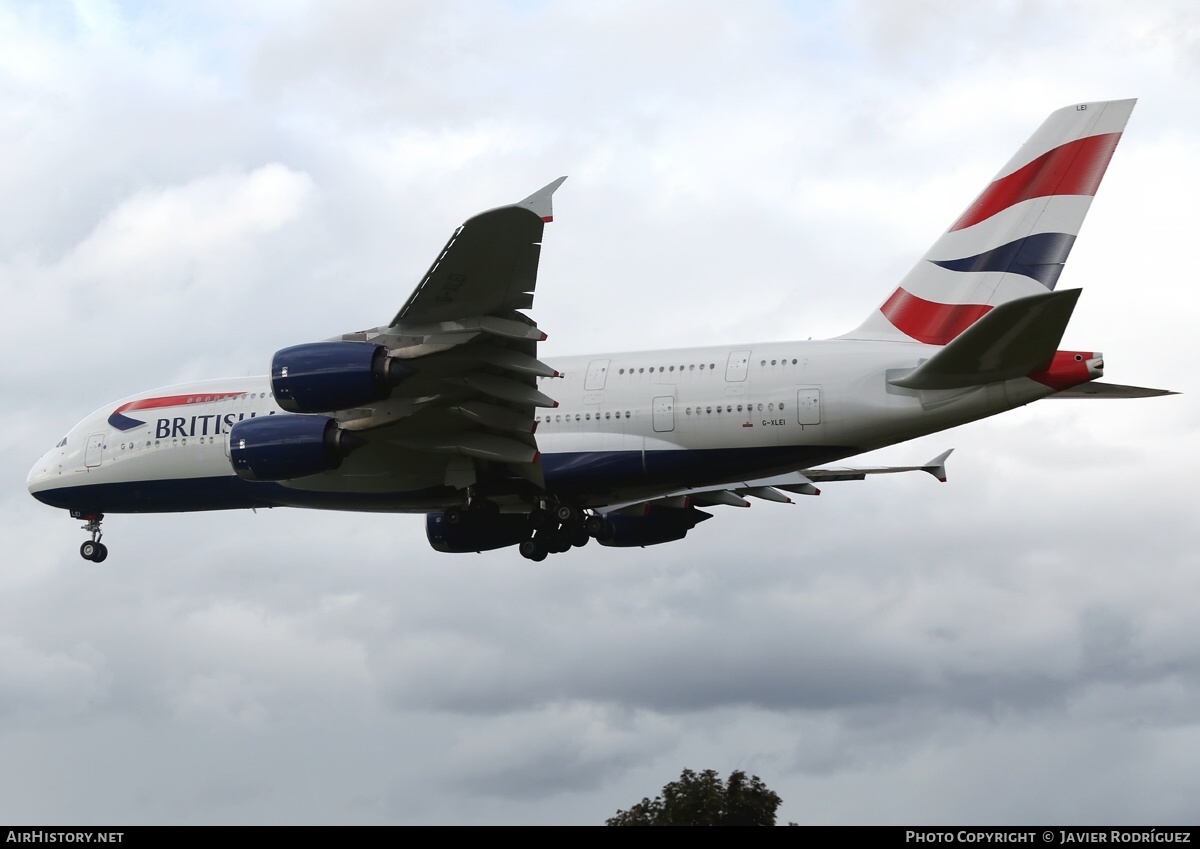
(74, 511, 108, 562)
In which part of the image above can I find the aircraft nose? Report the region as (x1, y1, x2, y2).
(27, 450, 61, 506)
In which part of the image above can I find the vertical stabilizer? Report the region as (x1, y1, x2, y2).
(843, 99, 1136, 344)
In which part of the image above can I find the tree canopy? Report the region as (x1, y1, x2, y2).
(606, 768, 782, 826)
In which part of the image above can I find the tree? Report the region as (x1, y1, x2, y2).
(606, 768, 782, 826)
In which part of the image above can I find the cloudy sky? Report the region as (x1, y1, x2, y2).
(3, 0, 1198, 825)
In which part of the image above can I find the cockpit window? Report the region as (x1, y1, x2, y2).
(56, 436, 67, 448)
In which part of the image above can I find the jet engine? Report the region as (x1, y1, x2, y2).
(229, 415, 363, 482)
(425, 511, 534, 553)
(597, 505, 712, 547)
(271, 342, 414, 414)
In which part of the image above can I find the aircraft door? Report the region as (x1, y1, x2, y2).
(796, 388, 821, 425)
(725, 350, 751, 382)
(85, 433, 105, 468)
(585, 358, 610, 391)
(652, 395, 675, 432)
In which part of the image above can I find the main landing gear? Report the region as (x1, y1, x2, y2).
(72, 511, 108, 562)
(442, 495, 501, 527)
(518, 502, 613, 562)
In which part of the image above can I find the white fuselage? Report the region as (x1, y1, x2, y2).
(27, 337, 1057, 516)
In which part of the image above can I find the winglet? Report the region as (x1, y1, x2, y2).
(518, 176, 567, 222)
(922, 449, 954, 483)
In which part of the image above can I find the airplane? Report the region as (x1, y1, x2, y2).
(27, 98, 1174, 563)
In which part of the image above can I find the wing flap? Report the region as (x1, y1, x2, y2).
(447, 401, 538, 434)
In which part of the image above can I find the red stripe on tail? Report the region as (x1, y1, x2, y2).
(951, 133, 1122, 231)
(880, 288, 992, 345)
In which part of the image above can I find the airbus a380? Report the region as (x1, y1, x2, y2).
(28, 99, 1173, 562)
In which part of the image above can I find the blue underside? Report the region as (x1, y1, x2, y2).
(540, 445, 848, 492)
(33, 445, 855, 514)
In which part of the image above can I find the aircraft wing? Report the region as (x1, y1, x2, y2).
(800, 449, 953, 483)
(603, 450, 954, 514)
(316, 178, 568, 493)
(391, 177, 566, 327)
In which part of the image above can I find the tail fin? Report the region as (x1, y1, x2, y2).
(843, 99, 1136, 344)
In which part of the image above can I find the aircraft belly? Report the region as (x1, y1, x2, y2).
(824, 370, 1032, 452)
(278, 441, 451, 494)
(32, 475, 458, 514)
(32, 422, 462, 514)
(542, 444, 855, 496)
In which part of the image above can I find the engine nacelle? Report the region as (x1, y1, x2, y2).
(597, 505, 712, 548)
(271, 341, 413, 414)
(426, 512, 533, 553)
(229, 415, 362, 482)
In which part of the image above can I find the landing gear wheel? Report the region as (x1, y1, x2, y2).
(533, 530, 568, 554)
(528, 508, 553, 530)
(444, 507, 466, 525)
(584, 515, 608, 538)
(76, 511, 107, 562)
(555, 504, 581, 525)
(569, 526, 590, 548)
(519, 539, 547, 562)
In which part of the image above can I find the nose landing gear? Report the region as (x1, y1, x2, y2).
(72, 511, 108, 562)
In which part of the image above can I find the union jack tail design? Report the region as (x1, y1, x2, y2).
(844, 99, 1136, 345)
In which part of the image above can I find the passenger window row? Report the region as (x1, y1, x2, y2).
(537, 400, 787, 424)
(541, 357, 804, 380)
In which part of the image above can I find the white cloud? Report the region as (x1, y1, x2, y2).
(69, 164, 315, 289)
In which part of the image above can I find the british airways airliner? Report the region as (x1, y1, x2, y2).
(27, 99, 1172, 562)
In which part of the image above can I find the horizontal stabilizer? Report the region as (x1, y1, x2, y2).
(1049, 381, 1178, 398)
(889, 290, 1081, 390)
